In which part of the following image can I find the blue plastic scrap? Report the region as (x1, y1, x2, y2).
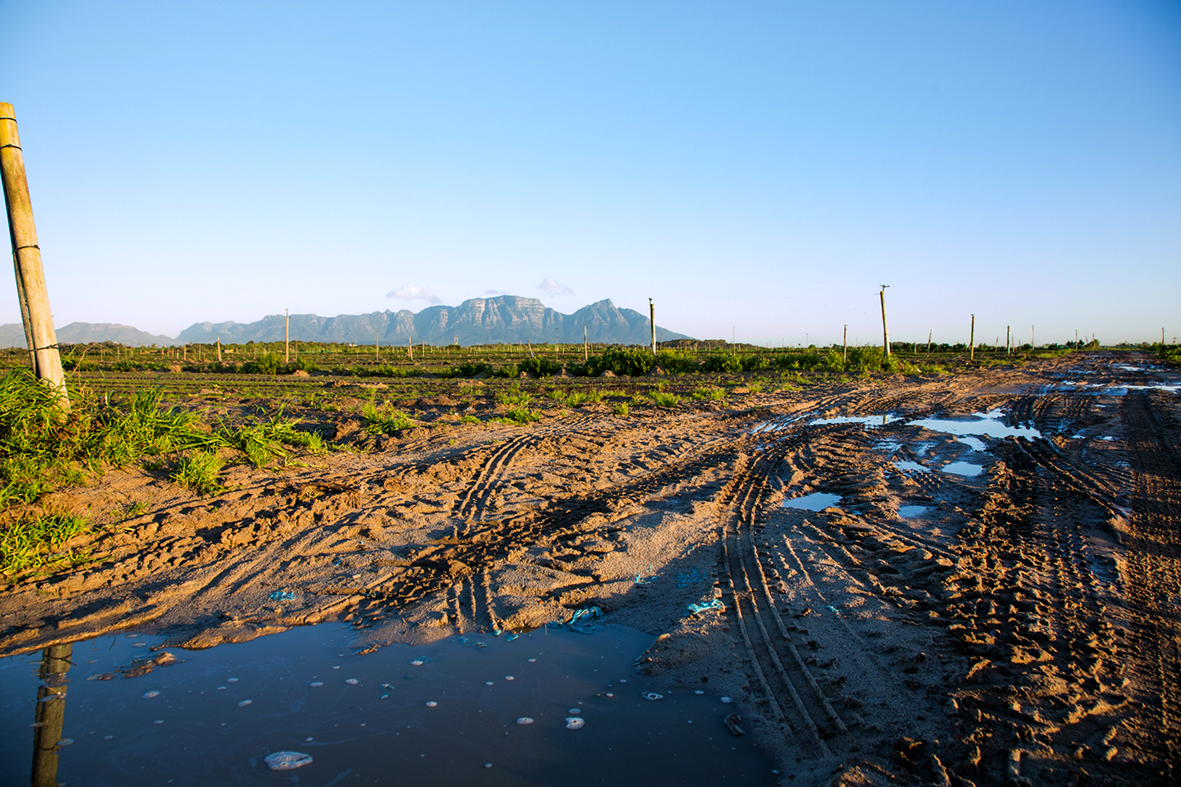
(686, 599, 725, 615)
(825, 605, 841, 617)
(550, 606, 605, 633)
(268, 590, 296, 601)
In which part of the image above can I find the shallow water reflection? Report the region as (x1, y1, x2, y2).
(1, 624, 776, 787)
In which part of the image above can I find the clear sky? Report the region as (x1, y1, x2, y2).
(2, 1, 1178, 346)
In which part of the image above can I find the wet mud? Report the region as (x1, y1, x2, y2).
(2, 352, 1179, 785)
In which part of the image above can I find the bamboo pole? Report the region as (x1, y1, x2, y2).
(1, 103, 68, 410)
(879, 285, 890, 357)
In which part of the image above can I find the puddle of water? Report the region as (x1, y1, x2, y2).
(782, 492, 842, 511)
(908, 409, 1041, 441)
(0, 625, 776, 787)
(808, 414, 898, 428)
(874, 440, 902, 453)
(941, 462, 983, 477)
(957, 436, 988, 452)
(893, 461, 930, 474)
(898, 506, 929, 519)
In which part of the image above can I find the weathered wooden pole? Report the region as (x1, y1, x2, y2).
(555, 326, 559, 353)
(216, 335, 222, 364)
(583, 323, 588, 362)
(375, 327, 379, 361)
(878, 285, 891, 357)
(927, 329, 932, 355)
(1, 103, 68, 409)
(408, 334, 413, 361)
(1031, 324, 1035, 348)
(284, 309, 290, 363)
(842, 325, 848, 363)
(649, 299, 656, 356)
(1006, 325, 1011, 355)
(969, 314, 975, 361)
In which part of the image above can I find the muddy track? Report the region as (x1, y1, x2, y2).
(1119, 391, 1181, 774)
(717, 434, 846, 754)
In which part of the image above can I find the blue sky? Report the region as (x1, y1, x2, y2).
(1, 1, 1178, 345)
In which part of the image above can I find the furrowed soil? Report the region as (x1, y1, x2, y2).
(3, 352, 1179, 785)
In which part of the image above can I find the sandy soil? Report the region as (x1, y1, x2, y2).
(2, 353, 1178, 785)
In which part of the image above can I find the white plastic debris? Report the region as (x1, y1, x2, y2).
(410, 660, 424, 666)
(565, 717, 585, 730)
(264, 751, 313, 771)
(642, 692, 663, 701)
(345, 679, 359, 685)
(238, 700, 252, 707)
(516, 717, 534, 725)
(143, 691, 160, 699)
(309, 682, 324, 687)
(720, 696, 733, 704)
(227, 678, 239, 683)
(505, 676, 515, 681)
(425, 701, 438, 708)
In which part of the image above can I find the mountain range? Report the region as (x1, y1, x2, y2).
(0, 297, 693, 348)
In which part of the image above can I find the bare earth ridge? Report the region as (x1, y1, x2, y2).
(2, 353, 1178, 785)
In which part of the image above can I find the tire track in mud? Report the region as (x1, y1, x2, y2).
(717, 438, 844, 753)
(1117, 391, 1181, 774)
(354, 433, 749, 622)
(943, 434, 1133, 781)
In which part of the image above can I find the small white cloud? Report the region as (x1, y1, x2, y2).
(483, 289, 510, 296)
(538, 278, 574, 297)
(387, 285, 442, 305)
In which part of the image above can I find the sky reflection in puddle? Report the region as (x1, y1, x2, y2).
(898, 506, 929, 519)
(0, 624, 776, 787)
(808, 414, 899, 428)
(908, 409, 1040, 441)
(894, 461, 930, 474)
(941, 462, 983, 477)
(782, 492, 843, 511)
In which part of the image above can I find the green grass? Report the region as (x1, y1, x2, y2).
(691, 386, 726, 401)
(1, 512, 91, 577)
(613, 402, 629, 417)
(650, 391, 682, 408)
(496, 387, 532, 406)
(460, 414, 481, 424)
(170, 450, 225, 496)
(500, 406, 541, 424)
(361, 403, 415, 436)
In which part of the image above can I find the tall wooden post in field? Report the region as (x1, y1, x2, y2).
(1006, 325, 1011, 355)
(375, 327, 379, 361)
(216, 335, 222, 364)
(969, 314, 975, 361)
(1, 103, 68, 410)
(583, 323, 588, 362)
(649, 299, 656, 356)
(408, 335, 413, 361)
(879, 285, 890, 358)
(842, 324, 848, 363)
(285, 310, 290, 364)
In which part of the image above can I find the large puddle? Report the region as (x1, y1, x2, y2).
(782, 492, 843, 511)
(907, 409, 1040, 442)
(1, 624, 777, 786)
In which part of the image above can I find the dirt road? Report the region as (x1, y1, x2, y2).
(2, 352, 1178, 785)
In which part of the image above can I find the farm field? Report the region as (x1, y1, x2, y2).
(1, 349, 1179, 785)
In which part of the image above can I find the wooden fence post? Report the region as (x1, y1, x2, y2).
(216, 335, 221, 364)
(969, 314, 975, 361)
(842, 324, 847, 363)
(879, 285, 890, 358)
(583, 323, 588, 362)
(1, 103, 68, 410)
(649, 299, 656, 356)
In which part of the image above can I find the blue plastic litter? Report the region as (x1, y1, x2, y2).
(268, 590, 296, 601)
(825, 605, 841, 617)
(505, 633, 519, 642)
(686, 599, 725, 615)
(550, 606, 605, 633)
